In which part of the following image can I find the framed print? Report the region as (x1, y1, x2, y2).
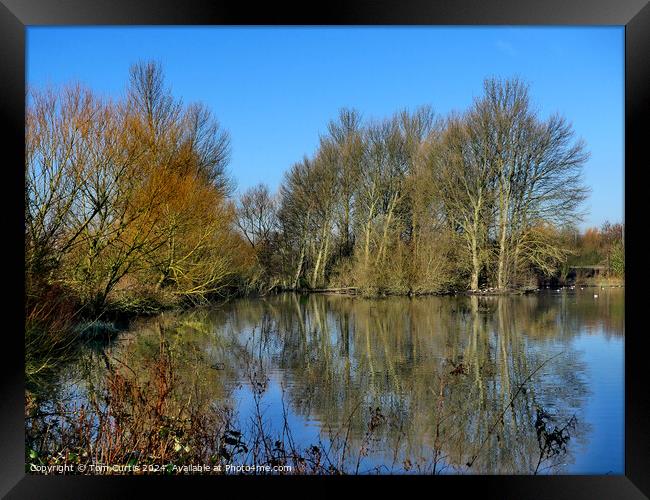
(1, 0, 648, 497)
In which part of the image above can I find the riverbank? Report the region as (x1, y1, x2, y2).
(572, 276, 625, 287)
(293, 282, 624, 298)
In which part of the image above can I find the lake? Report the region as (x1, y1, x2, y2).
(28, 288, 624, 475)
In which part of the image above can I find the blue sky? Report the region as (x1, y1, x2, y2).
(27, 26, 624, 229)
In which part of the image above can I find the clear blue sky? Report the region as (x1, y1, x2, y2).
(27, 26, 624, 229)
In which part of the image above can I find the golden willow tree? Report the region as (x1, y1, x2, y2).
(26, 61, 250, 321)
(240, 77, 589, 293)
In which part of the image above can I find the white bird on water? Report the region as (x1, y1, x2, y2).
(594, 294, 599, 298)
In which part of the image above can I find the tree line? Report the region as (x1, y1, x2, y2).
(239, 77, 596, 294)
(562, 221, 624, 278)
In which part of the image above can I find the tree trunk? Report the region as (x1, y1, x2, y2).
(292, 241, 306, 289)
(497, 188, 510, 290)
(469, 199, 482, 291)
(319, 231, 330, 285)
(470, 236, 480, 291)
(312, 239, 324, 287)
(497, 220, 508, 289)
(344, 200, 350, 253)
(364, 203, 376, 267)
(376, 194, 398, 266)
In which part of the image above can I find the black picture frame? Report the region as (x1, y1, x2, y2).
(1, 0, 647, 497)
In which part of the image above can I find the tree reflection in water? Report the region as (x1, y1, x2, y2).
(28, 289, 624, 474)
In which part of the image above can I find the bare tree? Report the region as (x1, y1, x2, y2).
(237, 184, 277, 249)
(431, 113, 496, 291)
(323, 108, 364, 255)
(277, 159, 316, 289)
(469, 78, 589, 288)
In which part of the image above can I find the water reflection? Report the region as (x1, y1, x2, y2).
(28, 288, 623, 474)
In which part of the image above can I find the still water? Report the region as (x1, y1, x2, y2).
(35, 288, 624, 474)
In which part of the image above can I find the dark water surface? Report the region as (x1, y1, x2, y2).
(36, 288, 624, 474)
